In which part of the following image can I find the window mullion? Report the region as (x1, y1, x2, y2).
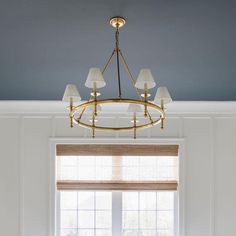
(174, 191, 179, 236)
(112, 191, 122, 236)
(56, 192, 61, 236)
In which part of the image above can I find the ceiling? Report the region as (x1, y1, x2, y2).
(0, 0, 235, 101)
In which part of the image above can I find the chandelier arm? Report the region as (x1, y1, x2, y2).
(119, 49, 154, 124)
(77, 49, 116, 122)
(102, 49, 116, 74)
(119, 49, 142, 99)
(115, 28, 122, 98)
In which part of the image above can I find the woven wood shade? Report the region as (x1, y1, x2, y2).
(56, 144, 179, 191)
(56, 144, 179, 156)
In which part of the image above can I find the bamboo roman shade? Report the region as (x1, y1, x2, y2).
(56, 144, 179, 191)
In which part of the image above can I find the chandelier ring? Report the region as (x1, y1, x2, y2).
(71, 98, 165, 132)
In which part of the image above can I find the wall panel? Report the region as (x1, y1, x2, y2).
(183, 118, 212, 236)
(22, 117, 52, 236)
(0, 117, 20, 236)
(214, 118, 236, 236)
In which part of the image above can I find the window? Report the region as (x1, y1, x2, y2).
(56, 145, 179, 236)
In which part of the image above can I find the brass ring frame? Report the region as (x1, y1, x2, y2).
(71, 99, 165, 132)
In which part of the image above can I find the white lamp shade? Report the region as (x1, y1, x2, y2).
(154, 86, 172, 104)
(85, 68, 106, 89)
(127, 104, 143, 113)
(62, 84, 81, 102)
(135, 69, 156, 89)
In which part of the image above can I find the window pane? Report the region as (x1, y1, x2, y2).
(157, 211, 173, 229)
(157, 230, 171, 236)
(78, 211, 94, 228)
(61, 156, 77, 166)
(140, 211, 156, 229)
(96, 166, 112, 180)
(96, 192, 112, 210)
(96, 229, 111, 236)
(78, 167, 95, 180)
(61, 229, 77, 236)
(96, 211, 111, 228)
(60, 166, 77, 180)
(78, 229, 94, 236)
(61, 192, 77, 209)
(96, 156, 112, 166)
(78, 192, 94, 210)
(122, 192, 174, 236)
(140, 192, 156, 210)
(140, 156, 156, 166)
(157, 167, 174, 180)
(140, 230, 156, 236)
(61, 210, 77, 228)
(122, 167, 139, 180)
(156, 192, 174, 210)
(123, 192, 138, 210)
(139, 166, 157, 180)
(122, 156, 139, 166)
(57, 155, 178, 181)
(123, 230, 139, 236)
(78, 156, 95, 166)
(123, 211, 139, 229)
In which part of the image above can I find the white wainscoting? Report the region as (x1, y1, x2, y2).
(0, 101, 236, 236)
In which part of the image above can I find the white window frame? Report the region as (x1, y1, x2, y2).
(49, 138, 185, 236)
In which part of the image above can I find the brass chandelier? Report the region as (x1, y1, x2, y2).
(62, 17, 172, 138)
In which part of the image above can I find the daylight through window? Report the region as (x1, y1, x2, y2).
(56, 145, 179, 236)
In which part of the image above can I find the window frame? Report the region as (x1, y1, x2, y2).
(49, 138, 185, 236)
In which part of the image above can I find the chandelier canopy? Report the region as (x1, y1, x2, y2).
(62, 17, 172, 138)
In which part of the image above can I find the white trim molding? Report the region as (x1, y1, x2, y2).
(0, 101, 236, 115)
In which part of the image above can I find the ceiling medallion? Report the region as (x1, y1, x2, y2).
(62, 17, 172, 139)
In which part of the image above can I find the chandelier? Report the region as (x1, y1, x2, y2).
(62, 17, 172, 139)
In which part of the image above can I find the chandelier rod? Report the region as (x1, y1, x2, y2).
(115, 27, 122, 98)
(77, 49, 116, 122)
(119, 49, 142, 99)
(102, 49, 116, 74)
(119, 49, 154, 124)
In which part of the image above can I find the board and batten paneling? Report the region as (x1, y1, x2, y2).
(22, 117, 53, 236)
(0, 117, 20, 236)
(0, 101, 236, 236)
(184, 118, 212, 236)
(214, 117, 236, 236)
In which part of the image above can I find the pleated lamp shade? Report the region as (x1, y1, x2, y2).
(62, 84, 81, 102)
(85, 68, 106, 89)
(135, 69, 156, 89)
(154, 86, 172, 104)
